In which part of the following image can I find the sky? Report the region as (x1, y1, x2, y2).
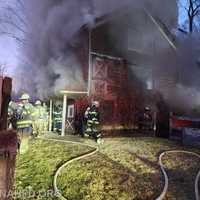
(178, 0, 187, 25)
(0, 35, 19, 75)
(0, 0, 19, 76)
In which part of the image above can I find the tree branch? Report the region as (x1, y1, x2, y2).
(193, 4, 200, 15)
(4, 6, 28, 27)
(178, 1, 190, 11)
(0, 31, 26, 45)
(178, 28, 188, 34)
(0, 18, 27, 34)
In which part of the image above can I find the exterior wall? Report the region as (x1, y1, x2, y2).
(75, 53, 140, 133)
(74, 5, 181, 132)
(91, 54, 128, 100)
(91, 54, 128, 125)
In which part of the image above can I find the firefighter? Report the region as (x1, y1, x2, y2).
(16, 93, 34, 134)
(82, 107, 90, 135)
(144, 107, 153, 129)
(42, 102, 49, 132)
(32, 100, 45, 137)
(141, 107, 153, 130)
(85, 101, 102, 143)
(8, 101, 21, 149)
(53, 105, 62, 133)
(8, 101, 18, 129)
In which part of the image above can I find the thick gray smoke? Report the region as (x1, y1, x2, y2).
(105, 1, 200, 115)
(16, 0, 138, 99)
(108, 0, 178, 55)
(18, 0, 93, 98)
(7, 0, 200, 115)
(153, 34, 200, 115)
(11, 0, 178, 99)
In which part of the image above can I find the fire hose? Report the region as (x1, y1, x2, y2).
(39, 137, 99, 200)
(39, 137, 200, 200)
(156, 150, 200, 200)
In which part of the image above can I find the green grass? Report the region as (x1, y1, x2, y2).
(15, 136, 200, 200)
(162, 153, 200, 200)
(15, 138, 92, 200)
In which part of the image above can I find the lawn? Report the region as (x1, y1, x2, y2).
(162, 152, 200, 200)
(15, 136, 92, 200)
(15, 135, 200, 200)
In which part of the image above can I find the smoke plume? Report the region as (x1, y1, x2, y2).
(16, 0, 136, 99)
(153, 34, 200, 115)
(6, 0, 200, 115)
(10, 0, 178, 99)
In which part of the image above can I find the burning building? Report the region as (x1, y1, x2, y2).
(57, 52, 138, 136)
(55, 4, 178, 136)
(13, 1, 179, 136)
(75, 52, 137, 132)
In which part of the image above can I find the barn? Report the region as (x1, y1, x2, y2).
(50, 4, 178, 136)
(57, 52, 139, 136)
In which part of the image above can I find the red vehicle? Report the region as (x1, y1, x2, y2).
(170, 114, 200, 140)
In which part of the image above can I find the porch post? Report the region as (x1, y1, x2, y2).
(61, 94, 67, 136)
(48, 99, 53, 132)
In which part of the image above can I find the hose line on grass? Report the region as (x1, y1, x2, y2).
(156, 150, 200, 200)
(39, 137, 200, 200)
(39, 137, 99, 200)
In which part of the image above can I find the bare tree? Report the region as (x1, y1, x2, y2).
(179, 0, 200, 33)
(0, 0, 27, 45)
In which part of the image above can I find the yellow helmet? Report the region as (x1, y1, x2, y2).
(19, 93, 30, 100)
(9, 101, 13, 106)
(35, 100, 41, 105)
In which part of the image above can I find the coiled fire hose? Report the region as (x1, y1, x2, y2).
(39, 137, 200, 200)
(156, 150, 200, 200)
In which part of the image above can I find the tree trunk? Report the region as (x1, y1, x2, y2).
(189, 16, 194, 33)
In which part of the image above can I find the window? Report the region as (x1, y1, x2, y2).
(67, 105, 75, 118)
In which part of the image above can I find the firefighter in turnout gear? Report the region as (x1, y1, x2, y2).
(8, 101, 18, 129)
(138, 107, 153, 131)
(32, 100, 45, 137)
(16, 93, 34, 133)
(85, 101, 102, 143)
(42, 102, 49, 132)
(53, 105, 62, 133)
